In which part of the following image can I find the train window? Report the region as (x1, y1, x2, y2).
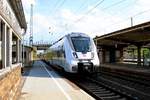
(64, 53, 66, 58)
(57, 50, 61, 57)
(63, 50, 66, 58)
(71, 37, 92, 52)
(62, 46, 66, 58)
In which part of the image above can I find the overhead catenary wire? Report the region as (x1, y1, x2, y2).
(94, 0, 138, 28)
(84, 0, 105, 15)
(74, 0, 89, 14)
(101, 0, 127, 10)
(102, 8, 150, 30)
(97, 0, 137, 21)
(48, 0, 67, 37)
(75, 0, 129, 23)
(50, 0, 67, 16)
(49, 0, 61, 14)
(50, 0, 148, 36)
(132, 8, 150, 17)
(51, 0, 67, 31)
(55, 0, 66, 11)
(93, 0, 134, 25)
(75, 0, 105, 22)
(74, 0, 141, 32)
(129, 8, 150, 26)
(53, 0, 61, 7)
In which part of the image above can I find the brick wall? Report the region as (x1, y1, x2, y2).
(0, 65, 22, 100)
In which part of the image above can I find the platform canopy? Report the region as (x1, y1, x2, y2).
(9, 0, 27, 31)
(95, 21, 150, 47)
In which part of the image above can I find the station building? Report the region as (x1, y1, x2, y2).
(95, 21, 150, 66)
(23, 45, 36, 67)
(0, 0, 27, 99)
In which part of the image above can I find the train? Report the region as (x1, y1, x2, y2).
(45, 32, 100, 73)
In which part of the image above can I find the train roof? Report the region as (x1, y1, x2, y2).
(50, 32, 90, 47)
(67, 32, 89, 37)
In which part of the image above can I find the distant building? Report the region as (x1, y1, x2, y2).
(23, 45, 36, 67)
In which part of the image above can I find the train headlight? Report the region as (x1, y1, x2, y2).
(91, 52, 94, 58)
(73, 52, 78, 58)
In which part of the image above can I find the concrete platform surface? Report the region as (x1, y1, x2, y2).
(19, 61, 94, 100)
(101, 63, 150, 74)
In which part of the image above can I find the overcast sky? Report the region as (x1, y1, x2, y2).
(22, 0, 150, 44)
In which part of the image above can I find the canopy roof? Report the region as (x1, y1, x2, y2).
(9, 0, 27, 31)
(95, 21, 150, 46)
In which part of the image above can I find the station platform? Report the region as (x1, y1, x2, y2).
(100, 63, 150, 81)
(19, 61, 94, 100)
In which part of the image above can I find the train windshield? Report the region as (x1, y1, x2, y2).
(71, 37, 92, 52)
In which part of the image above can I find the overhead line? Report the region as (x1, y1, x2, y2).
(51, 0, 67, 15)
(56, 0, 66, 11)
(94, 0, 130, 24)
(75, 0, 105, 22)
(74, 0, 89, 14)
(102, 8, 150, 31)
(101, 0, 127, 10)
(54, 0, 61, 8)
(50, 0, 61, 14)
(75, 0, 130, 22)
(132, 8, 150, 17)
(97, 0, 137, 27)
(85, 0, 105, 15)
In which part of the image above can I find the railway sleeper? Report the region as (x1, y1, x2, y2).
(117, 98, 128, 100)
(84, 86, 106, 91)
(80, 84, 104, 89)
(97, 76, 150, 99)
(83, 83, 99, 86)
(88, 87, 103, 89)
(100, 95, 123, 100)
(92, 90, 111, 94)
(101, 71, 150, 86)
(96, 92, 115, 96)
(87, 87, 104, 89)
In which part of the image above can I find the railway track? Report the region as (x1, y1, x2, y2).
(43, 61, 150, 100)
(100, 69, 150, 86)
(98, 72, 150, 95)
(70, 76, 137, 100)
(96, 74, 150, 100)
(65, 71, 150, 100)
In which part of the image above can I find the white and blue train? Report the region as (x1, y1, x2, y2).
(46, 32, 100, 73)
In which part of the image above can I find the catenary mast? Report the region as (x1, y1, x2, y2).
(29, 4, 33, 46)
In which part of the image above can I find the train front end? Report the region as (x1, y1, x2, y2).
(68, 33, 100, 74)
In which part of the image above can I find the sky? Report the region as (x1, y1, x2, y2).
(22, 0, 150, 44)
